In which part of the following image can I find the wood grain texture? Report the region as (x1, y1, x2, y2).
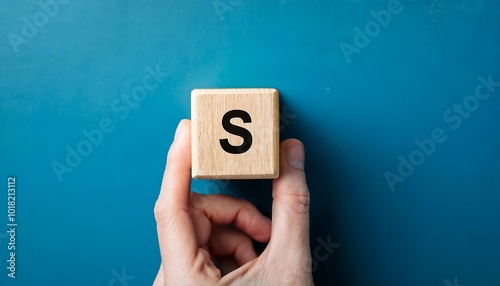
(191, 88, 279, 179)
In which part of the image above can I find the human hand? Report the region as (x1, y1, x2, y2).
(153, 119, 313, 286)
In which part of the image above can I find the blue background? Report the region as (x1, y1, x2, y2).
(1, 0, 500, 285)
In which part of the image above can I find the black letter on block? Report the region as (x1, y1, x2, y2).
(219, 110, 253, 154)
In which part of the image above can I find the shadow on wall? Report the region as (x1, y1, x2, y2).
(280, 93, 344, 285)
(225, 92, 360, 285)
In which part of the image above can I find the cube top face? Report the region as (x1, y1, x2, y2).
(191, 88, 279, 179)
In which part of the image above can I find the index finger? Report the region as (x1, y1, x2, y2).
(154, 119, 197, 264)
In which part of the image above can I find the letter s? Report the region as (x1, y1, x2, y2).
(219, 110, 253, 154)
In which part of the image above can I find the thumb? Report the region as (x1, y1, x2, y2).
(268, 139, 311, 261)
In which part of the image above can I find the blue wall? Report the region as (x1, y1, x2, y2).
(1, 0, 499, 285)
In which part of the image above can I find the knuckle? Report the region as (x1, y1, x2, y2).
(284, 192, 311, 214)
(154, 201, 181, 224)
(275, 174, 311, 214)
(207, 193, 229, 202)
(239, 198, 254, 210)
(153, 201, 169, 223)
(190, 192, 205, 209)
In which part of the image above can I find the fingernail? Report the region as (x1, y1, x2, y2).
(174, 120, 186, 140)
(286, 142, 305, 171)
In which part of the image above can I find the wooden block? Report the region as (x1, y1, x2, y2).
(191, 88, 280, 179)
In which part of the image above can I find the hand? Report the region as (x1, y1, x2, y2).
(153, 119, 313, 286)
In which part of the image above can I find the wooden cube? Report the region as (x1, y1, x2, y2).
(191, 88, 279, 179)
